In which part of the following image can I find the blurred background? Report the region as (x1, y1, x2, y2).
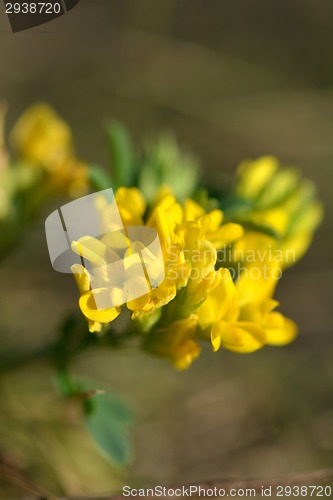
(0, 0, 333, 497)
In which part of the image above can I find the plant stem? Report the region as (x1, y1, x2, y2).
(0, 320, 139, 375)
(0, 342, 55, 374)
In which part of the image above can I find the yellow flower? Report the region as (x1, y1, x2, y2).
(115, 187, 146, 226)
(0, 105, 42, 222)
(232, 156, 323, 267)
(236, 156, 279, 200)
(71, 184, 299, 368)
(11, 103, 72, 166)
(11, 103, 88, 197)
(71, 188, 243, 338)
(143, 315, 201, 370)
(71, 263, 121, 333)
(196, 265, 297, 354)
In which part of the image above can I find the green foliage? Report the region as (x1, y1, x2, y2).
(88, 164, 113, 191)
(54, 365, 80, 398)
(97, 123, 199, 203)
(193, 188, 219, 212)
(220, 194, 255, 219)
(138, 134, 199, 202)
(237, 220, 281, 240)
(50, 316, 133, 467)
(106, 121, 135, 188)
(84, 392, 133, 467)
(220, 194, 281, 239)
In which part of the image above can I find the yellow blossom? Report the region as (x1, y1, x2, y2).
(71, 188, 243, 345)
(70, 159, 315, 368)
(232, 156, 323, 267)
(11, 103, 88, 197)
(196, 266, 297, 354)
(143, 315, 201, 370)
(71, 263, 121, 333)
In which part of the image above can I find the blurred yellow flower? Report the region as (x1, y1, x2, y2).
(11, 103, 88, 197)
(233, 156, 323, 267)
(0, 105, 41, 223)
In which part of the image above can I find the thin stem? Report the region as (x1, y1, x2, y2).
(0, 461, 57, 499)
(0, 318, 139, 375)
(0, 343, 55, 374)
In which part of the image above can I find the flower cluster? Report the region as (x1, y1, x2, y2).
(1, 103, 322, 370)
(71, 173, 319, 369)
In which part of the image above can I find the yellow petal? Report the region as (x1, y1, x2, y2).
(88, 320, 103, 333)
(197, 268, 239, 328)
(294, 201, 323, 234)
(210, 223, 244, 248)
(216, 321, 267, 353)
(251, 207, 289, 237)
(79, 289, 121, 323)
(258, 168, 300, 208)
(185, 269, 220, 309)
(184, 198, 205, 222)
(126, 292, 151, 311)
(240, 298, 279, 323)
(71, 263, 91, 295)
(71, 237, 107, 267)
(236, 259, 281, 307)
(264, 312, 298, 346)
(173, 339, 201, 370)
(281, 233, 311, 268)
(236, 156, 279, 199)
(109, 287, 124, 307)
(211, 323, 222, 351)
(115, 187, 146, 217)
(198, 210, 223, 232)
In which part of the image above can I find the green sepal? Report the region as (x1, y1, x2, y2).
(106, 121, 134, 188)
(88, 164, 113, 191)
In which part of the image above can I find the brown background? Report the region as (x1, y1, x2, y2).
(0, 0, 332, 497)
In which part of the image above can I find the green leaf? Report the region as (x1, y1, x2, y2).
(106, 121, 134, 188)
(219, 195, 281, 239)
(88, 164, 113, 191)
(192, 189, 219, 212)
(85, 392, 133, 466)
(138, 134, 199, 202)
(239, 220, 281, 240)
(219, 194, 255, 218)
(54, 366, 80, 398)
